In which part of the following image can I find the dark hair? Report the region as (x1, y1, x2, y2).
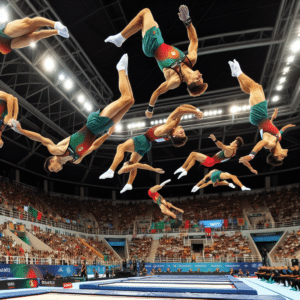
(266, 153, 283, 166)
(43, 156, 53, 173)
(235, 136, 244, 148)
(171, 136, 188, 147)
(187, 83, 208, 97)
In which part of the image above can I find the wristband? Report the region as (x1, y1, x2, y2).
(250, 151, 257, 156)
(147, 105, 154, 113)
(249, 154, 254, 159)
(183, 17, 192, 27)
(213, 139, 218, 143)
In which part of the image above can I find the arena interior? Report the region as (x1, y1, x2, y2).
(0, 0, 300, 299)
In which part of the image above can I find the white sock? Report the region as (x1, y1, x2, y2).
(116, 54, 128, 75)
(191, 186, 199, 193)
(228, 183, 235, 189)
(54, 22, 69, 38)
(241, 186, 251, 191)
(174, 167, 185, 175)
(54, 22, 68, 33)
(99, 169, 114, 180)
(160, 179, 171, 187)
(178, 171, 187, 179)
(105, 32, 126, 47)
(120, 184, 132, 194)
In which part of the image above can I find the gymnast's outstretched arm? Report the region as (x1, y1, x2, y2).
(155, 105, 203, 136)
(9, 120, 61, 155)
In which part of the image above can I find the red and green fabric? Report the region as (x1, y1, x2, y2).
(28, 206, 42, 220)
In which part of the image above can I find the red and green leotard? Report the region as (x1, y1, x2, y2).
(0, 99, 8, 132)
(144, 125, 170, 143)
(259, 120, 282, 141)
(61, 126, 96, 162)
(148, 189, 162, 207)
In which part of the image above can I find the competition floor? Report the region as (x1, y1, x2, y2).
(0, 276, 295, 300)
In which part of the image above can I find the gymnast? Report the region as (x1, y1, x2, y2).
(9, 54, 134, 172)
(0, 16, 68, 55)
(228, 59, 295, 167)
(100, 104, 203, 193)
(148, 179, 184, 220)
(191, 169, 251, 193)
(0, 91, 18, 148)
(105, 5, 207, 118)
(174, 134, 258, 179)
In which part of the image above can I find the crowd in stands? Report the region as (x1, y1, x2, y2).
(117, 203, 148, 231)
(84, 200, 114, 230)
(204, 232, 253, 261)
(249, 187, 300, 223)
(156, 236, 190, 260)
(129, 236, 152, 259)
(273, 230, 300, 260)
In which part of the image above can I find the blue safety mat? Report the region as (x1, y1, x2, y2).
(80, 275, 257, 295)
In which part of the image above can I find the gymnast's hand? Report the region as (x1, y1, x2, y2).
(209, 134, 216, 141)
(239, 155, 253, 163)
(178, 5, 190, 22)
(145, 110, 153, 119)
(154, 168, 165, 174)
(195, 109, 203, 120)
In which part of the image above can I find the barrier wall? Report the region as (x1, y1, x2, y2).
(0, 264, 117, 279)
(145, 262, 263, 275)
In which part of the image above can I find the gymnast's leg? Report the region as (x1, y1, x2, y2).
(105, 8, 157, 47)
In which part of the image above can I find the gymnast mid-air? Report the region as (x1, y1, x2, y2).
(105, 5, 207, 118)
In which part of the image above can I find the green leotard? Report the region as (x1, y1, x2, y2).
(61, 110, 114, 162)
(142, 26, 188, 72)
(211, 170, 222, 183)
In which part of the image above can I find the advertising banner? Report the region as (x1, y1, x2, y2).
(145, 262, 262, 276)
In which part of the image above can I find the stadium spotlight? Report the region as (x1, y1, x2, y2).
(279, 77, 286, 83)
(272, 95, 279, 102)
(230, 105, 238, 114)
(0, 8, 9, 23)
(204, 111, 208, 116)
(64, 79, 73, 90)
(58, 73, 65, 81)
(283, 67, 290, 74)
(208, 111, 213, 116)
(287, 56, 294, 64)
(218, 109, 222, 114)
(213, 110, 217, 115)
(115, 124, 123, 132)
(43, 56, 55, 72)
(77, 94, 84, 103)
(150, 121, 154, 125)
(84, 102, 92, 111)
(155, 120, 158, 125)
(276, 85, 283, 91)
(291, 40, 300, 52)
(159, 119, 163, 124)
(242, 105, 247, 111)
(30, 42, 36, 48)
(163, 118, 167, 122)
(127, 124, 132, 129)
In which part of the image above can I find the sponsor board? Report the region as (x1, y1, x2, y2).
(63, 282, 73, 289)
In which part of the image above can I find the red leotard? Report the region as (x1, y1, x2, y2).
(144, 125, 170, 143)
(259, 119, 281, 141)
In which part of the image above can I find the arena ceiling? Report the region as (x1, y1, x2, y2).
(0, 0, 300, 197)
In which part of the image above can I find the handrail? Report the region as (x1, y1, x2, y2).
(149, 256, 261, 263)
(1, 206, 300, 236)
(0, 255, 118, 266)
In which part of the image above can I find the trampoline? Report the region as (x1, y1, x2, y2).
(0, 276, 286, 300)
